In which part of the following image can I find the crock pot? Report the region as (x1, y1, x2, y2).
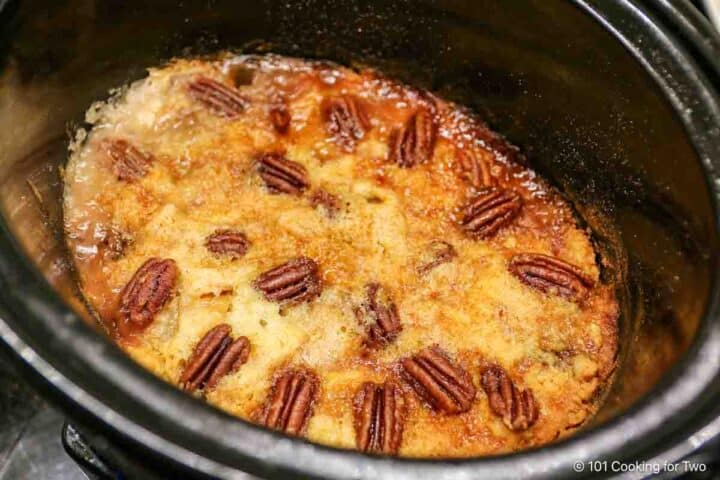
(0, 0, 719, 478)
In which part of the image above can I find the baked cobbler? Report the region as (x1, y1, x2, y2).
(63, 54, 619, 457)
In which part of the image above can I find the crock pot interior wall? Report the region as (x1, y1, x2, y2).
(0, 0, 715, 447)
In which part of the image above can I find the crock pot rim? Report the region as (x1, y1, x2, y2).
(0, 0, 719, 479)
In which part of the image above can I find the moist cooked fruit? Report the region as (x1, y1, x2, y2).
(63, 54, 619, 457)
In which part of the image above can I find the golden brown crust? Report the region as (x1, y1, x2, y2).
(63, 54, 619, 457)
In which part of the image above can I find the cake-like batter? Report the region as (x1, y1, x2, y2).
(63, 54, 618, 457)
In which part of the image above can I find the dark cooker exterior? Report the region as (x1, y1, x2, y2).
(0, 0, 719, 479)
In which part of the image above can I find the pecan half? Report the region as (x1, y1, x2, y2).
(205, 229, 249, 259)
(460, 187, 521, 239)
(179, 324, 250, 393)
(353, 382, 405, 454)
(358, 283, 401, 348)
(322, 95, 370, 152)
(481, 364, 539, 431)
(401, 346, 476, 414)
(508, 253, 594, 301)
(459, 150, 493, 188)
(257, 153, 310, 195)
(417, 240, 456, 275)
(254, 257, 322, 304)
(261, 369, 319, 435)
(389, 108, 437, 167)
(188, 77, 247, 118)
(103, 139, 153, 182)
(118, 258, 178, 330)
(269, 104, 291, 134)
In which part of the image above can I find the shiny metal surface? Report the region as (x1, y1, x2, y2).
(704, 0, 720, 29)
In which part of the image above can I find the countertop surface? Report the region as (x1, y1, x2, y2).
(0, 349, 84, 480)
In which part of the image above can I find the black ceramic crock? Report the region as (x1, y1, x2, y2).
(0, 1, 719, 478)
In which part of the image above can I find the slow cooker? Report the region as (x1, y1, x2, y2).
(0, 0, 718, 478)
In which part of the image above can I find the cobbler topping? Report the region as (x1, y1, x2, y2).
(63, 55, 618, 457)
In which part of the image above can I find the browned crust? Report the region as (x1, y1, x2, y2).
(62, 54, 620, 458)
